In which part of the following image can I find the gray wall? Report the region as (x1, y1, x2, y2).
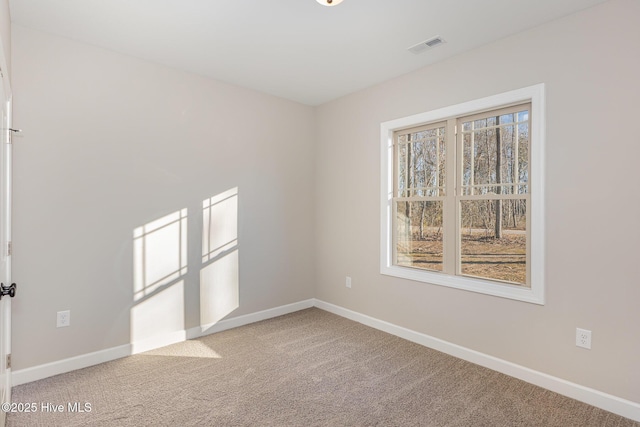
(11, 25, 316, 370)
(315, 0, 640, 403)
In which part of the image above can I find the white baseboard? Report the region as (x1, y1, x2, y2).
(12, 344, 132, 386)
(313, 299, 640, 423)
(12, 299, 315, 387)
(187, 299, 315, 339)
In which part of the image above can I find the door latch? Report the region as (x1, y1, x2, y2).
(0, 283, 16, 299)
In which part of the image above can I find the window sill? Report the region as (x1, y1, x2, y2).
(381, 264, 544, 305)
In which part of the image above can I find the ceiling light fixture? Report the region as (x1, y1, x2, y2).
(316, 0, 344, 6)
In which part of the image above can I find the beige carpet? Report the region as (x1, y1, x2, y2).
(7, 308, 639, 426)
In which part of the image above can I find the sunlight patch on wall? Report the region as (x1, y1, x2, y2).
(133, 209, 187, 301)
(200, 188, 239, 328)
(131, 280, 185, 347)
(200, 250, 239, 327)
(131, 209, 188, 350)
(202, 188, 237, 263)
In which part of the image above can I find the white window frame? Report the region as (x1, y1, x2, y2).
(380, 84, 545, 304)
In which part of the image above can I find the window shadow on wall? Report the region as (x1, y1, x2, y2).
(131, 209, 188, 353)
(200, 188, 239, 333)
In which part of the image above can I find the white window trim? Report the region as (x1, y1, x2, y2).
(380, 84, 545, 304)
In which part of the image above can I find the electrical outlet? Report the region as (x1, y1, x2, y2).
(576, 328, 591, 349)
(346, 276, 352, 288)
(57, 310, 71, 328)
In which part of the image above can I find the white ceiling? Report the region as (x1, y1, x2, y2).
(9, 0, 607, 105)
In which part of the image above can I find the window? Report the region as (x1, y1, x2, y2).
(380, 85, 545, 304)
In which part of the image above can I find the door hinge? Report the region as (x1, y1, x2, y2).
(6, 241, 11, 256)
(6, 354, 10, 370)
(7, 129, 21, 144)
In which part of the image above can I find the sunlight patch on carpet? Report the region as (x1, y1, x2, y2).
(143, 340, 222, 359)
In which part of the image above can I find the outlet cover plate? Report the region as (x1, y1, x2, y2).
(57, 310, 71, 328)
(576, 328, 591, 349)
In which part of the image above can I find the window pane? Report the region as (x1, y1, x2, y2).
(461, 110, 529, 196)
(396, 201, 443, 271)
(517, 110, 529, 122)
(518, 123, 529, 186)
(499, 113, 514, 124)
(462, 133, 472, 195)
(460, 199, 527, 286)
(397, 126, 446, 197)
(472, 127, 492, 187)
(474, 118, 486, 129)
(398, 143, 407, 197)
(438, 136, 446, 196)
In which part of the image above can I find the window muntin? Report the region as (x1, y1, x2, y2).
(459, 105, 530, 196)
(394, 122, 446, 273)
(456, 104, 530, 286)
(380, 84, 545, 304)
(396, 123, 446, 198)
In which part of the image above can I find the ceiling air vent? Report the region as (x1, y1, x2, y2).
(408, 36, 446, 54)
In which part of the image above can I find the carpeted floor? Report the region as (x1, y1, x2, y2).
(7, 308, 639, 426)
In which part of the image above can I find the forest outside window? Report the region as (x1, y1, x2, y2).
(380, 85, 545, 304)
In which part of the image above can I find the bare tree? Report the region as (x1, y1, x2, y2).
(494, 116, 503, 239)
(405, 137, 412, 239)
